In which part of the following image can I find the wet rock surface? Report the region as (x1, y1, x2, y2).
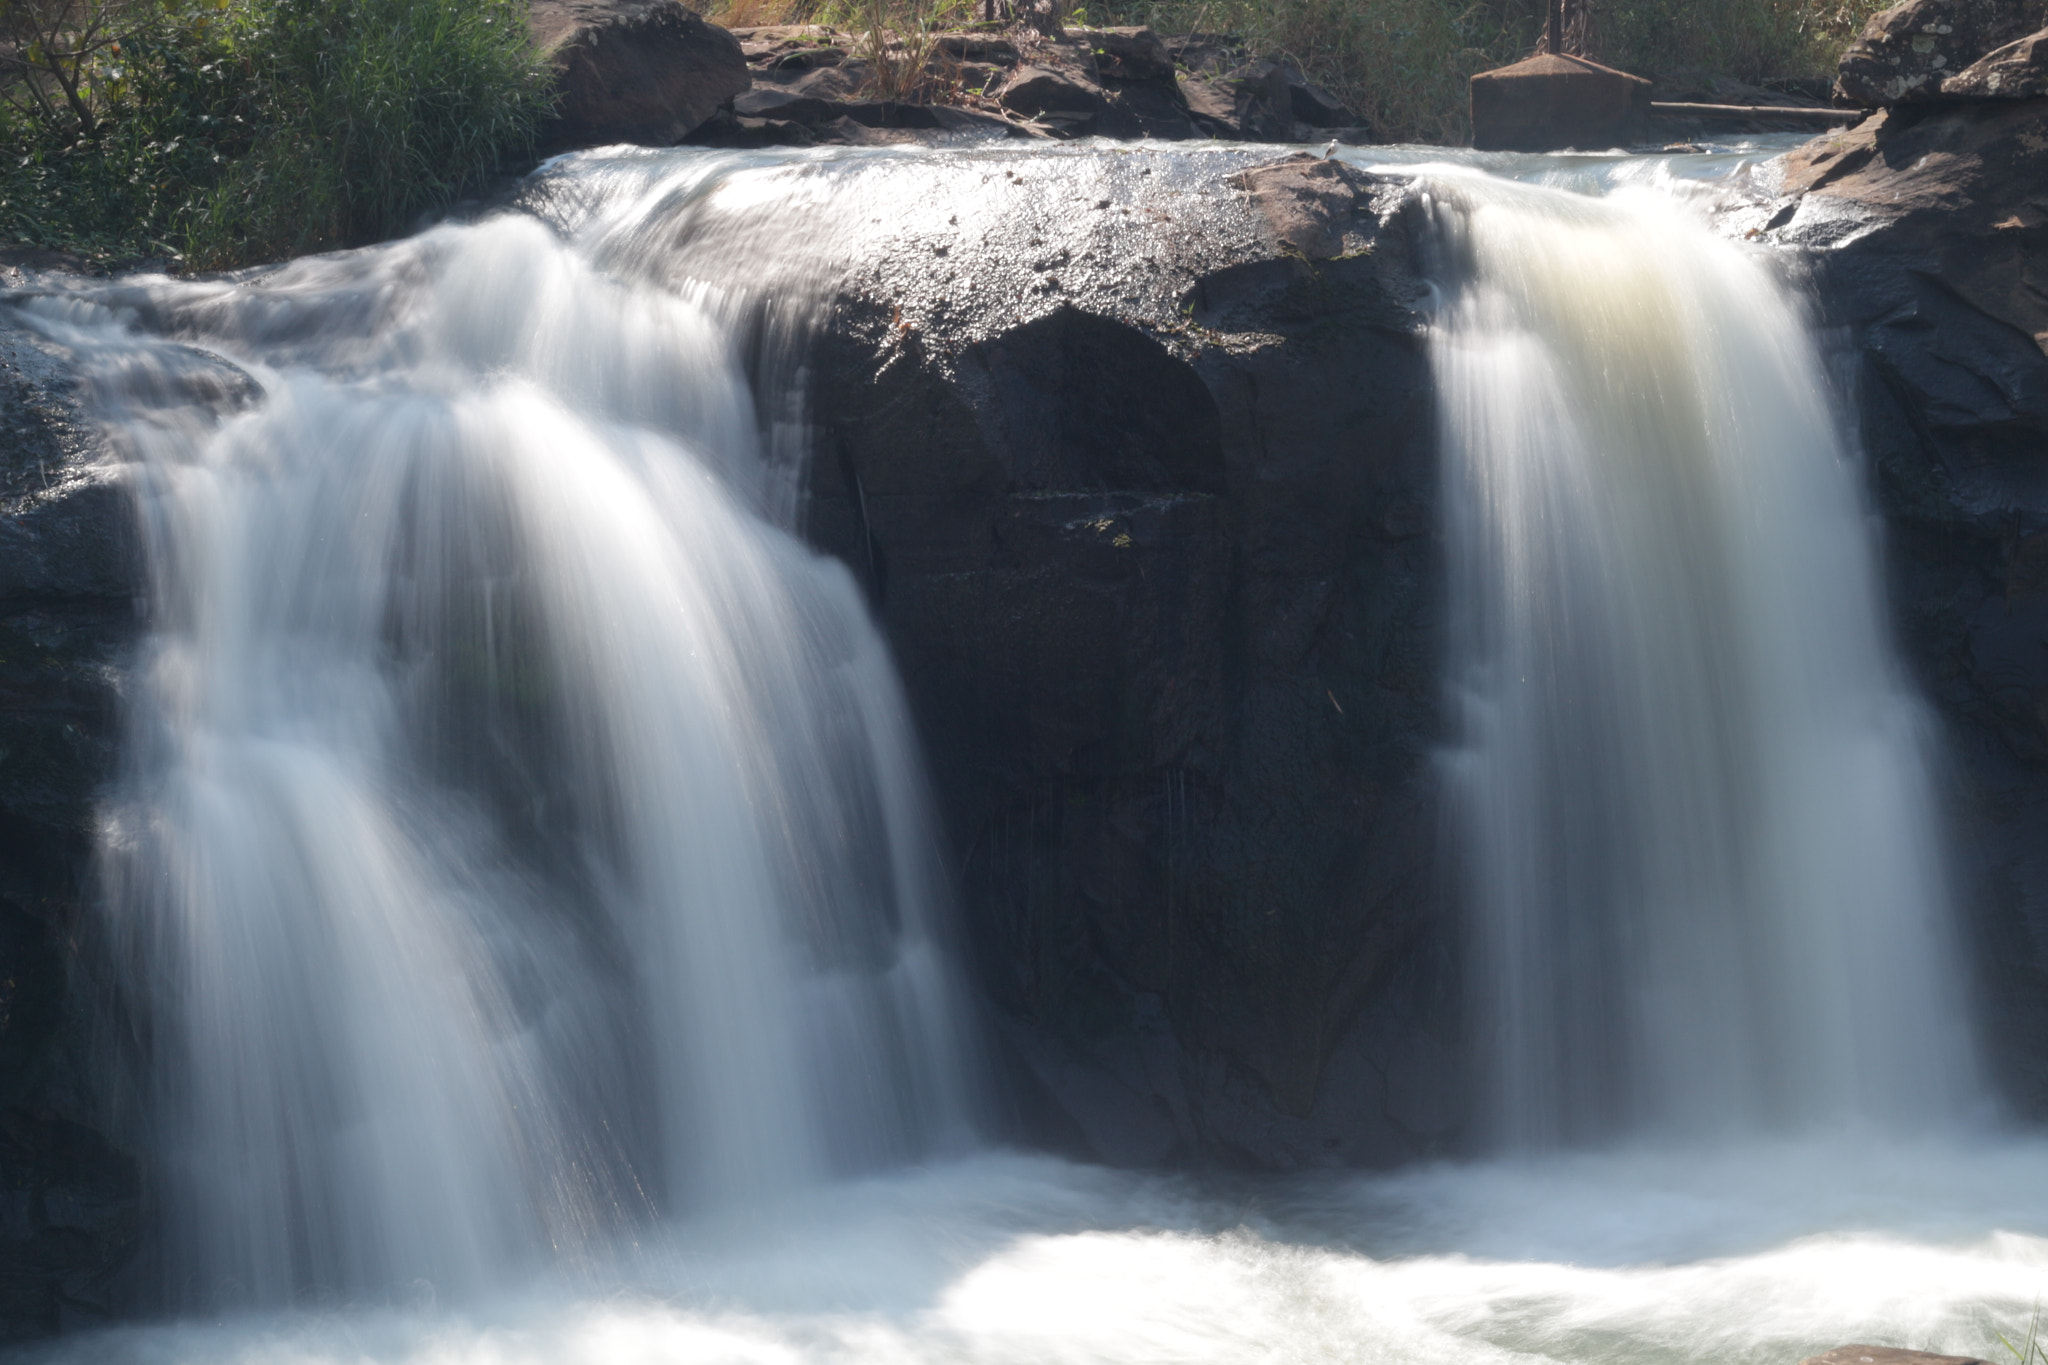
(0, 319, 141, 1339)
(732, 149, 1460, 1169)
(1765, 100, 2048, 1113)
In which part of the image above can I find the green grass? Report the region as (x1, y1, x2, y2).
(186, 0, 551, 266)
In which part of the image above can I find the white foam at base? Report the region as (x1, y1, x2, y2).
(31, 1140, 2048, 1365)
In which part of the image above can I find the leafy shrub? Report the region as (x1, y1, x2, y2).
(0, 0, 549, 268)
(0, 0, 255, 259)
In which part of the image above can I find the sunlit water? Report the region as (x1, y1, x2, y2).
(1428, 168, 1979, 1146)
(6, 136, 2041, 1363)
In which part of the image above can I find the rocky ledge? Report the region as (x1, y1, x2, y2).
(527, 0, 1372, 152)
(693, 22, 1373, 149)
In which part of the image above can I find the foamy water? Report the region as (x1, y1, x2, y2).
(26, 1140, 2048, 1365)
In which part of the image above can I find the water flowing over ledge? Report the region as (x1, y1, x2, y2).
(0, 135, 2044, 1362)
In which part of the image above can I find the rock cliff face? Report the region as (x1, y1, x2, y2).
(1767, 102, 2048, 1112)
(779, 154, 1463, 1168)
(0, 311, 142, 1337)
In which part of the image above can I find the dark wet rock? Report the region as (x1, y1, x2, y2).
(788, 151, 1455, 1170)
(1765, 101, 2048, 1114)
(1469, 52, 1651, 151)
(0, 311, 146, 1340)
(1835, 0, 2048, 104)
(0, 251, 88, 290)
(531, 0, 750, 148)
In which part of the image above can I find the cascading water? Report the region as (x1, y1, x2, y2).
(1427, 172, 1984, 1147)
(36, 193, 974, 1307)
(5, 142, 2046, 1365)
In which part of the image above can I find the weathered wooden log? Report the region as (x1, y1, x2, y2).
(1650, 101, 1861, 122)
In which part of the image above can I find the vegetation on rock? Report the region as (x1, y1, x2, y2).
(0, 0, 549, 268)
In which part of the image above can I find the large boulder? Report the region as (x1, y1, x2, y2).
(530, 0, 749, 147)
(1764, 100, 2048, 1114)
(726, 151, 1461, 1169)
(993, 41, 1196, 140)
(1943, 25, 2048, 96)
(1835, 0, 2048, 104)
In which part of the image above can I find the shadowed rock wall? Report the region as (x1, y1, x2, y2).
(793, 155, 1465, 1168)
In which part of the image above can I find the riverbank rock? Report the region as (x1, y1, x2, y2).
(531, 0, 750, 147)
(701, 22, 1373, 148)
(1764, 99, 2048, 1114)
(1835, 0, 2048, 104)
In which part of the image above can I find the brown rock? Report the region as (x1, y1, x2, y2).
(1835, 0, 2047, 104)
(531, 0, 750, 146)
(1069, 27, 1176, 83)
(997, 62, 1115, 128)
(1469, 52, 1651, 151)
(1179, 72, 1238, 132)
(1233, 154, 1379, 259)
(1943, 24, 2048, 95)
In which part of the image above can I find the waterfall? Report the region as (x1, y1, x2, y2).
(38, 199, 974, 1307)
(1429, 171, 1984, 1148)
